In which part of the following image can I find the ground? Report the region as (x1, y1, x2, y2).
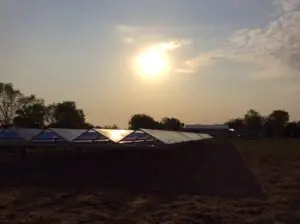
(0, 139, 300, 223)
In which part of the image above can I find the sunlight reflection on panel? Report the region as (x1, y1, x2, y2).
(94, 129, 134, 143)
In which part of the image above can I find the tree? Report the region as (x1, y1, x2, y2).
(47, 101, 90, 129)
(268, 110, 289, 137)
(226, 118, 246, 135)
(45, 103, 57, 126)
(244, 109, 263, 137)
(0, 83, 24, 128)
(284, 122, 299, 138)
(13, 95, 47, 128)
(128, 114, 161, 130)
(226, 118, 244, 130)
(103, 124, 119, 129)
(160, 117, 184, 131)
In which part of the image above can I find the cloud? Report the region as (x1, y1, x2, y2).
(154, 39, 192, 51)
(275, 0, 300, 12)
(185, 50, 225, 70)
(121, 37, 134, 43)
(174, 68, 195, 74)
(116, 24, 192, 49)
(229, 6, 300, 74)
(184, 0, 300, 79)
(116, 25, 137, 34)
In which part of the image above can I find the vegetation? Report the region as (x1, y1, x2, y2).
(2, 82, 300, 137)
(227, 109, 300, 138)
(128, 114, 184, 130)
(0, 82, 92, 129)
(0, 83, 24, 128)
(102, 124, 119, 129)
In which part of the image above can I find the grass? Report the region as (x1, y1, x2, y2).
(234, 138, 300, 223)
(0, 138, 300, 223)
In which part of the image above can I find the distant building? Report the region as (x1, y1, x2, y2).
(184, 124, 232, 137)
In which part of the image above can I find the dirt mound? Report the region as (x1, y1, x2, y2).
(0, 140, 263, 198)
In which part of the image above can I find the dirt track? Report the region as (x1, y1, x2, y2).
(0, 139, 299, 223)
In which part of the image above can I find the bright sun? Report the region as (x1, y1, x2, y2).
(134, 46, 171, 77)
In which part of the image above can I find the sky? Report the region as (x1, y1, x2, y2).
(1, 0, 300, 128)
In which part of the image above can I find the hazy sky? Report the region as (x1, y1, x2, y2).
(1, 0, 300, 127)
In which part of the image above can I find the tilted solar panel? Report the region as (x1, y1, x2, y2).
(74, 129, 110, 142)
(121, 130, 148, 141)
(0, 129, 23, 141)
(50, 128, 87, 142)
(10, 128, 42, 141)
(196, 133, 213, 139)
(120, 130, 157, 143)
(32, 129, 67, 142)
(181, 132, 203, 141)
(141, 129, 191, 144)
(94, 129, 134, 143)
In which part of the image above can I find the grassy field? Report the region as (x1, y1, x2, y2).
(234, 138, 300, 223)
(0, 139, 300, 223)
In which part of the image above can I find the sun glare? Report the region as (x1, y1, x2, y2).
(134, 46, 171, 77)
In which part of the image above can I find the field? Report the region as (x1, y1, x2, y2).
(0, 139, 300, 223)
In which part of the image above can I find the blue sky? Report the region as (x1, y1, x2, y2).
(1, 0, 300, 127)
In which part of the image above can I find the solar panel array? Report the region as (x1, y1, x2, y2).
(141, 129, 212, 144)
(0, 128, 212, 145)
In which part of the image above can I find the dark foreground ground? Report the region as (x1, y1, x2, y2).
(0, 139, 300, 223)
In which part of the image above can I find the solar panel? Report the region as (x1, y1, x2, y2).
(50, 128, 87, 142)
(197, 133, 213, 139)
(141, 129, 191, 144)
(94, 129, 134, 143)
(0, 129, 23, 141)
(10, 128, 42, 141)
(181, 132, 203, 141)
(119, 130, 155, 143)
(73, 129, 110, 142)
(32, 129, 67, 142)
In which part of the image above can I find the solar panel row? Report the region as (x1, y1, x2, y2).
(0, 128, 212, 144)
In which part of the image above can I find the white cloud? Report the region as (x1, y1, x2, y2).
(121, 37, 134, 44)
(184, 1, 300, 79)
(185, 50, 224, 70)
(174, 68, 195, 74)
(155, 39, 192, 51)
(116, 25, 137, 34)
(116, 24, 192, 50)
(275, 0, 300, 12)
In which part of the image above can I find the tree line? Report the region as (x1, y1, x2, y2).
(128, 114, 184, 130)
(227, 109, 300, 138)
(0, 82, 93, 129)
(2, 82, 299, 136)
(0, 82, 184, 130)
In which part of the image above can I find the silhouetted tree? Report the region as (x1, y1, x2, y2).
(160, 117, 184, 131)
(13, 95, 47, 128)
(226, 118, 244, 130)
(0, 83, 24, 128)
(129, 114, 161, 130)
(244, 109, 263, 137)
(226, 118, 246, 135)
(47, 101, 90, 129)
(45, 103, 56, 126)
(284, 122, 299, 138)
(268, 110, 289, 137)
(103, 124, 119, 129)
